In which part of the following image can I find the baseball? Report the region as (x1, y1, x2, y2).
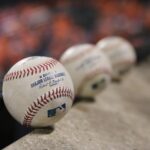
(2, 56, 74, 127)
(96, 36, 136, 80)
(60, 44, 112, 98)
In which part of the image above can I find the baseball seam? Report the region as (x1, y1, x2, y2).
(4, 58, 57, 81)
(23, 86, 74, 127)
(61, 46, 94, 64)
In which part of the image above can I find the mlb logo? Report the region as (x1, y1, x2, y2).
(48, 103, 66, 117)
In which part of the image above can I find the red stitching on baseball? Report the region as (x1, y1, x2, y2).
(30, 67, 34, 75)
(33, 66, 38, 74)
(37, 65, 42, 73)
(39, 64, 45, 72)
(33, 102, 41, 109)
(23, 69, 26, 77)
(16, 71, 19, 78)
(23, 87, 74, 127)
(19, 71, 22, 78)
(4, 58, 57, 81)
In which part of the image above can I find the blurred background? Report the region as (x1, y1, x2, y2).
(0, 0, 150, 149)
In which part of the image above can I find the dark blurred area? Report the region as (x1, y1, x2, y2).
(0, 0, 150, 149)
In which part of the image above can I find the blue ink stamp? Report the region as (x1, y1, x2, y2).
(47, 103, 66, 117)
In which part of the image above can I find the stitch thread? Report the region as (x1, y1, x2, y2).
(23, 87, 74, 127)
(4, 58, 57, 81)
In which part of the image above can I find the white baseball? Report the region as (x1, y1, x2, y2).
(96, 36, 136, 80)
(60, 44, 112, 97)
(2, 56, 74, 127)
